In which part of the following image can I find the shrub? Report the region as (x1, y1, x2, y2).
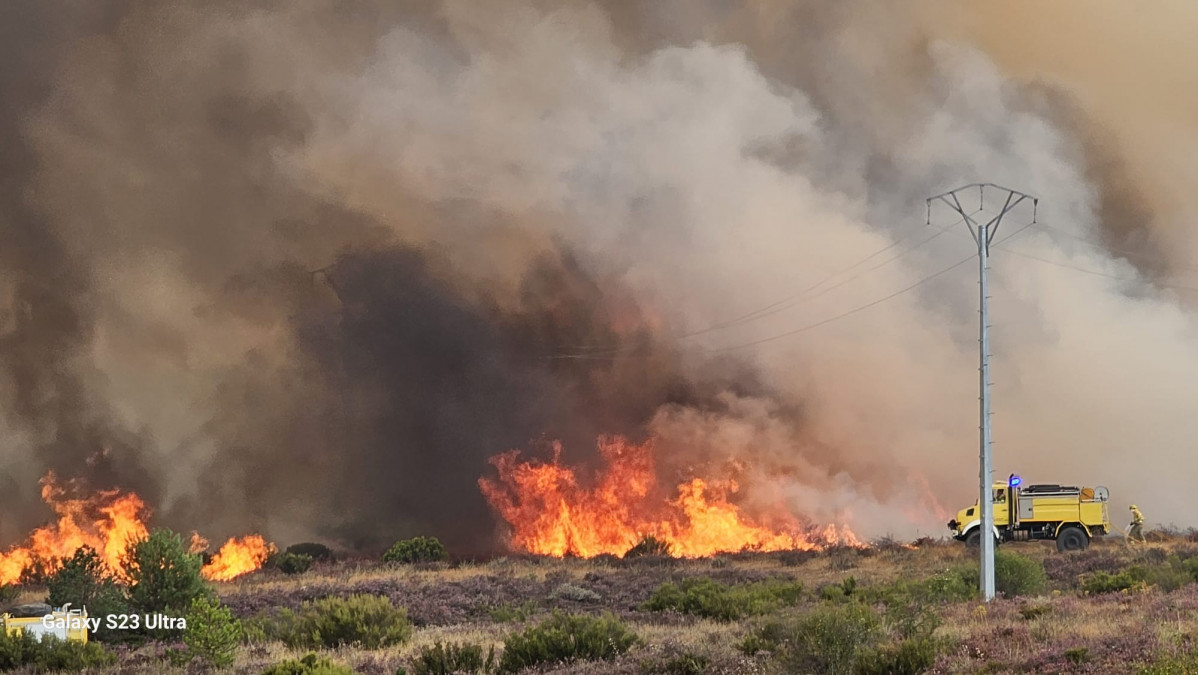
(624, 535, 672, 558)
(183, 595, 243, 668)
(640, 577, 803, 622)
(122, 528, 212, 614)
(742, 603, 879, 675)
(1082, 568, 1146, 595)
(262, 594, 411, 649)
(410, 641, 496, 675)
(642, 652, 710, 675)
(383, 537, 449, 564)
(261, 652, 355, 675)
(852, 638, 937, 675)
(45, 545, 131, 643)
(285, 543, 334, 562)
(994, 550, 1048, 597)
(0, 629, 115, 672)
(884, 602, 940, 641)
(860, 566, 976, 607)
(487, 601, 536, 623)
(498, 613, 638, 673)
(277, 553, 314, 575)
(550, 583, 601, 603)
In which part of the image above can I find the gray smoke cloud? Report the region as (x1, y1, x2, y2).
(0, 0, 1192, 552)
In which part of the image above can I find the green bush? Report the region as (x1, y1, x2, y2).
(183, 595, 243, 668)
(852, 638, 938, 675)
(277, 553, 314, 575)
(0, 629, 115, 672)
(46, 545, 131, 643)
(862, 566, 977, 607)
(260, 594, 411, 649)
(285, 543, 334, 562)
(993, 550, 1048, 597)
(260, 652, 355, 675)
(122, 528, 212, 614)
(498, 613, 639, 673)
(1081, 568, 1146, 595)
(640, 577, 804, 621)
(410, 641, 496, 675)
(740, 604, 879, 675)
(383, 537, 449, 564)
(624, 535, 672, 558)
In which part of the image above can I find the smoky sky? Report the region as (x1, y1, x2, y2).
(1, 0, 1196, 552)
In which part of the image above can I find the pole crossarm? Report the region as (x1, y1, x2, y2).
(926, 182, 1038, 602)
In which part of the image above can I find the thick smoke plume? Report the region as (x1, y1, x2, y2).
(0, 0, 1194, 552)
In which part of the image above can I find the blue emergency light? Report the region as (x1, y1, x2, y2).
(1009, 474, 1021, 488)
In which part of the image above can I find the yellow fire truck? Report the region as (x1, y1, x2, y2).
(947, 476, 1110, 552)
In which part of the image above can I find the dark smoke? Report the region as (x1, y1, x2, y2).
(1, 0, 1193, 552)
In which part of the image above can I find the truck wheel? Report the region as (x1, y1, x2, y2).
(1056, 527, 1089, 552)
(964, 530, 999, 549)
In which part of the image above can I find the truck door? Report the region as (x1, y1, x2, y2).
(993, 488, 1009, 527)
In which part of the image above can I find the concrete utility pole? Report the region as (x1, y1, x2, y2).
(927, 184, 1037, 602)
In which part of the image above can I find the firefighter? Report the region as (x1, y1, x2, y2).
(1128, 504, 1146, 543)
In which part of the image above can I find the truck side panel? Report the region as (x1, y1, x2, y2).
(1079, 502, 1106, 528)
(1028, 496, 1082, 523)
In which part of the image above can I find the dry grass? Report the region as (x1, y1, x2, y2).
(16, 532, 1198, 674)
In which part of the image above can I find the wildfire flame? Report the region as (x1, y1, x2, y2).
(479, 436, 862, 558)
(201, 535, 275, 582)
(0, 472, 149, 585)
(0, 472, 272, 584)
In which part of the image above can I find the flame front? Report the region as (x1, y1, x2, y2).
(0, 473, 273, 584)
(0, 472, 150, 584)
(201, 535, 275, 581)
(479, 436, 861, 557)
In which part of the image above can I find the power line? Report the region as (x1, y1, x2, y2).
(558, 212, 976, 357)
(1029, 222, 1198, 273)
(698, 253, 975, 354)
(994, 244, 1198, 293)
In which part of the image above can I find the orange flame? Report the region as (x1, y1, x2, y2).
(0, 473, 273, 585)
(0, 472, 150, 584)
(201, 535, 275, 581)
(479, 436, 861, 558)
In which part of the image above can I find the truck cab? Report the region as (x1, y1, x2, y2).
(947, 476, 1110, 552)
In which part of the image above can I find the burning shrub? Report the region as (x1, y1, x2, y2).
(261, 653, 354, 675)
(182, 595, 243, 668)
(410, 641, 496, 675)
(624, 535, 672, 558)
(640, 577, 803, 622)
(45, 545, 131, 643)
(498, 612, 639, 673)
(0, 629, 115, 672)
(122, 528, 212, 615)
(285, 543, 334, 562)
(993, 550, 1048, 597)
(277, 553, 314, 575)
(741, 603, 879, 674)
(265, 594, 412, 649)
(383, 537, 449, 564)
